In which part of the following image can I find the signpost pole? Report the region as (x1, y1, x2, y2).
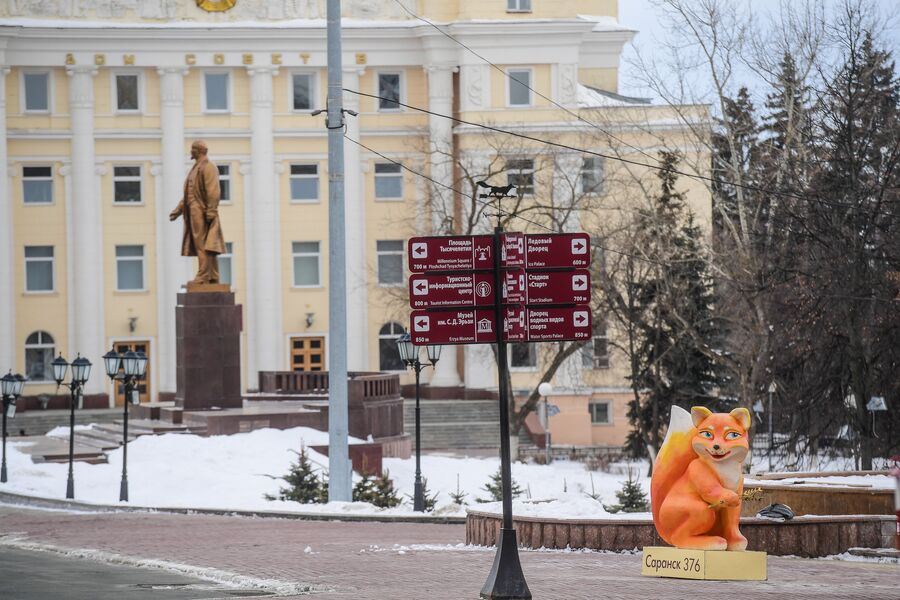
(480, 225, 531, 600)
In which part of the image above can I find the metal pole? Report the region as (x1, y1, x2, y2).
(1, 397, 7, 483)
(480, 224, 530, 600)
(326, 0, 350, 502)
(413, 361, 423, 512)
(768, 390, 773, 472)
(543, 397, 550, 465)
(66, 383, 76, 499)
(120, 379, 129, 502)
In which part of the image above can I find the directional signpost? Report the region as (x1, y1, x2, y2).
(406, 227, 593, 600)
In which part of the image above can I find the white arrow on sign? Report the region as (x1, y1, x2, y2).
(573, 311, 589, 327)
(414, 316, 430, 332)
(412, 242, 428, 258)
(571, 274, 588, 291)
(571, 238, 587, 255)
(412, 279, 429, 295)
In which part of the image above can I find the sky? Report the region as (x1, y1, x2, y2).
(617, 0, 900, 104)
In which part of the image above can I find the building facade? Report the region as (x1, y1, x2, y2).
(0, 0, 709, 447)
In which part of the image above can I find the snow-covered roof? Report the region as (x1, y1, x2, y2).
(577, 84, 652, 108)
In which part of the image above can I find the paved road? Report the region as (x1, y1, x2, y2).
(0, 505, 896, 599)
(0, 546, 271, 599)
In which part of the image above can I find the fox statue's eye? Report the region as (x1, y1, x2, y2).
(725, 431, 742, 440)
(699, 430, 713, 439)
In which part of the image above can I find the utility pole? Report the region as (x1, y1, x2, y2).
(325, 0, 351, 501)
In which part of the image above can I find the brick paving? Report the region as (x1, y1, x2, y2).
(0, 505, 896, 599)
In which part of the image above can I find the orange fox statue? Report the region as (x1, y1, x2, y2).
(651, 406, 752, 551)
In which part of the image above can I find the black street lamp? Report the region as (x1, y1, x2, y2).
(53, 353, 91, 499)
(397, 332, 441, 512)
(103, 348, 147, 502)
(0, 371, 25, 483)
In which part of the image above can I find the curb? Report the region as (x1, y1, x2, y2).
(0, 490, 466, 525)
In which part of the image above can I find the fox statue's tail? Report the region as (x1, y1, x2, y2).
(650, 406, 696, 537)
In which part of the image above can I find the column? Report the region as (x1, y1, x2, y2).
(248, 66, 282, 372)
(426, 65, 462, 387)
(157, 67, 189, 397)
(67, 66, 104, 394)
(0, 68, 12, 372)
(239, 160, 255, 384)
(343, 68, 368, 371)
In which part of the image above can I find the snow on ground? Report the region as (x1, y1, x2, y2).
(3, 426, 893, 518)
(1, 426, 650, 517)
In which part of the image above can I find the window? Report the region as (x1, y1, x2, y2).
(508, 69, 532, 107)
(377, 240, 404, 285)
(25, 331, 54, 382)
(377, 72, 401, 110)
(24, 246, 54, 292)
(378, 322, 405, 371)
(115, 74, 140, 111)
(507, 0, 531, 11)
(374, 163, 403, 199)
(510, 343, 537, 368)
(582, 334, 610, 370)
(506, 159, 534, 196)
(204, 72, 229, 112)
(290, 164, 319, 202)
(116, 245, 145, 291)
(292, 241, 320, 287)
(590, 401, 612, 424)
(113, 166, 142, 204)
(23, 72, 49, 112)
(218, 165, 231, 202)
(292, 73, 315, 111)
(220, 242, 233, 285)
(580, 157, 605, 194)
(22, 166, 53, 204)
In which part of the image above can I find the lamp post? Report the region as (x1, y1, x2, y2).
(767, 382, 777, 472)
(103, 348, 147, 502)
(53, 353, 91, 499)
(537, 382, 553, 464)
(0, 371, 25, 483)
(397, 332, 441, 512)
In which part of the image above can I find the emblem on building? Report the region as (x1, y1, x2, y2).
(196, 0, 237, 12)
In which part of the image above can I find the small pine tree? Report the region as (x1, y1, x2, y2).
(585, 473, 603, 502)
(604, 469, 650, 513)
(406, 477, 439, 512)
(448, 473, 468, 505)
(477, 467, 524, 503)
(264, 445, 326, 504)
(353, 470, 401, 508)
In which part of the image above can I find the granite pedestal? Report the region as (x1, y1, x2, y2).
(175, 287, 242, 411)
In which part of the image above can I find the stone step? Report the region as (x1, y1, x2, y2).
(15, 409, 120, 437)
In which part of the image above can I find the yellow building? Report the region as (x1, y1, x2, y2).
(0, 0, 709, 448)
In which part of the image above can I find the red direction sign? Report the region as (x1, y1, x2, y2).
(526, 306, 593, 341)
(408, 234, 526, 272)
(525, 269, 591, 305)
(525, 233, 591, 269)
(411, 306, 592, 344)
(410, 306, 526, 345)
(409, 269, 527, 309)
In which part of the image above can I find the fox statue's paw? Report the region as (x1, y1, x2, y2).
(720, 490, 741, 508)
(726, 535, 748, 551)
(673, 535, 728, 551)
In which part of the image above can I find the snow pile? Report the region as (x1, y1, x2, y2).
(473, 492, 651, 521)
(2, 426, 648, 518)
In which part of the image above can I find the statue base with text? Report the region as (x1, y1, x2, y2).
(641, 547, 767, 581)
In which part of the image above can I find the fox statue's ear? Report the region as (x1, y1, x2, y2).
(691, 406, 712, 428)
(730, 408, 751, 430)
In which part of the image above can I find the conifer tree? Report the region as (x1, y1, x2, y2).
(264, 445, 327, 504)
(448, 473, 468, 505)
(353, 470, 401, 508)
(604, 469, 650, 514)
(477, 467, 524, 503)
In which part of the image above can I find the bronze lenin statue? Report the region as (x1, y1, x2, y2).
(169, 140, 226, 284)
